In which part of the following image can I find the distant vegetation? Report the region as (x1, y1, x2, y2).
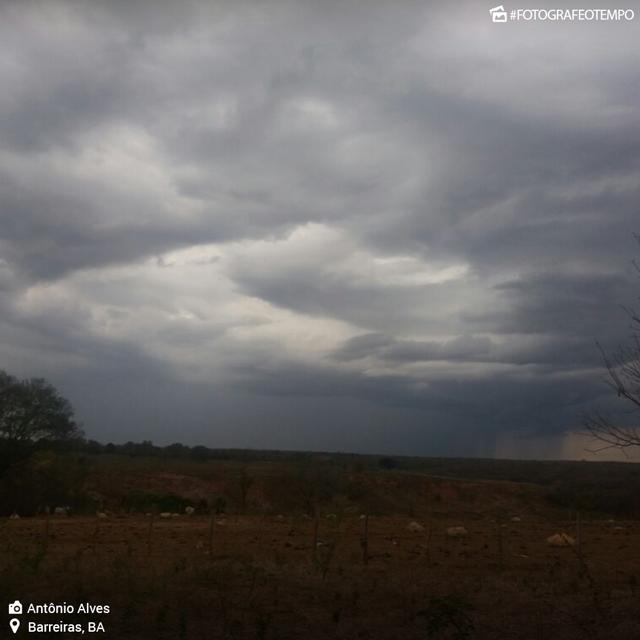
(2, 368, 640, 519)
(1, 436, 640, 519)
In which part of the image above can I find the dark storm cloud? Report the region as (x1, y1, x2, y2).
(229, 354, 611, 446)
(229, 269, 472, 335)
(354, 82, 640, 274)
(0, 0, 423, 279)
(334, 331, 602, 370)
(481, 271, 634, 339)
(333, 333, 491, 364)
(1, 0, 639, 456)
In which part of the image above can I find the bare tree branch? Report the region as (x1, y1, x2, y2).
(583, 237, 640, 451)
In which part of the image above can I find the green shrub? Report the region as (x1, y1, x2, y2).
(121, 490, 193, 513)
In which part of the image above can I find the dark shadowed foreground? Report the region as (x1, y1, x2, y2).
(2, 452, 640, 639)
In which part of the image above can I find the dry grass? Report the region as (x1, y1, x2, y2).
(1, 512, 639, 639)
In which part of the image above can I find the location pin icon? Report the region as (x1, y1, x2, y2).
(10, 618, 20, 634)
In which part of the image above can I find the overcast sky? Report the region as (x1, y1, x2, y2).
(1, 1, 639, 458)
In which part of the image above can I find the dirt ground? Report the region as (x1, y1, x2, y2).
(1, 513, 639, 639)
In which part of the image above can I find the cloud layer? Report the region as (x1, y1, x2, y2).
(1, 1, 639, 457)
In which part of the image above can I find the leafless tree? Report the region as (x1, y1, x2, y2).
(583, 237, 640, 451)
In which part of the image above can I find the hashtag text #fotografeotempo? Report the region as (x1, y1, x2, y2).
(510, 8, 634, 21)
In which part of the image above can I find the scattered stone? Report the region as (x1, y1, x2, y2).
(546, 532, 575, 547)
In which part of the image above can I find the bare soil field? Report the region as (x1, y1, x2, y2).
(2, 499, 639, 638)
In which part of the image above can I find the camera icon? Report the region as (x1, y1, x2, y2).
(8, 601, 22, 615)
(489, 5, 508, 22)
